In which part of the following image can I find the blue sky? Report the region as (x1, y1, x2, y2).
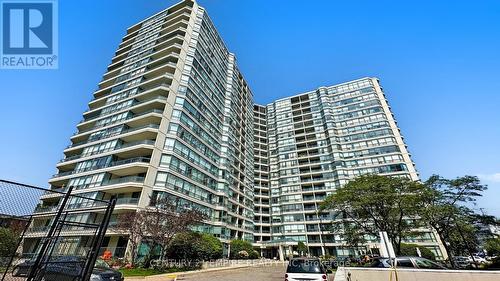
(0, 0, 499, 216)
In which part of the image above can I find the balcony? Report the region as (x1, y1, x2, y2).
(58, 140, 155, 165)
(51, 157, 150, 179)
(116, 197, 139, 205)
(106, 29, 184, 81)
(77, 97, 166, 133)
(72, 109, 163, 137)
(116, 8, 190, 53)
(82, 94, 167, 125)
(43, 176, 145, 199)
(65, 124, 159, 150)
(33, 205, 59, 214)
(98, 55, 178, 91)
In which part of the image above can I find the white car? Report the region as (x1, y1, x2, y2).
(467, 256, 487, 264)
(285, 258, 330, 281)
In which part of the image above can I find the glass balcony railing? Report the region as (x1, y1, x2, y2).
(59, 140, 155, 163)
(74, 109, 163, 135)
(33, 205, 58, 213)
(52, 157, 150, 178)
(34, 196, 140, 215)
(44, 176, 145, 195)
(66, 124, 159, 149)
(80, 96, 167, 124)
(116, 197, 139, 205)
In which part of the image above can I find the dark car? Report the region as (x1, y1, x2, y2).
(369, 256, 447, 270)
(286, 258, 332, 281)
(12, 256, 123, 281)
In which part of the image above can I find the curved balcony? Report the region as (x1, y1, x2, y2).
(77, 96, 167, 132)
(58, 140, 155, 167)
(71, 108, 163, 140)
(65, 124, 159, 150)
(51, 157, 150, 180)
(42, 176, 145, 200)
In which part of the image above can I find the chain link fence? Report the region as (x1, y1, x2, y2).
(0, 180, 116, 281)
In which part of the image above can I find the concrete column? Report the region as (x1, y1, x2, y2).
(278, 245, 284, 261)
(321, 246, 326, 256)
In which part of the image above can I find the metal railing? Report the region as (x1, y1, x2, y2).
(52, 157, 150, 178)
(74, 109, 163, 135)
(66, 124, 159, 149)
(59, 140, 155, 163)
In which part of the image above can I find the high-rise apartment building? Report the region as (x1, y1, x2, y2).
(253, 78, 443, 259)
(29, 0, 444, 260)
(31, 0, 254, 257)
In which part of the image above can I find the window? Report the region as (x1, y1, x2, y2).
(396, 259, 414, 268)
(414, 258, 443, 269)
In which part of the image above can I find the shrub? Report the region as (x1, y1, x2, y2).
(198, 233, 223, 260)
(0, 227, 18, 259)
(248, 250, 260, 259)
(484, 237, 500, 256)
(400, 243, 436, 260)
(229, 240, 254, 259)
(166, 232, 223, 261)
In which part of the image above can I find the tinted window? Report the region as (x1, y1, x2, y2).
(287, 259, 326, 274)
(370, 259, 391, 268)
(396, 259, 414, 268)
(414, 258, 443, 269)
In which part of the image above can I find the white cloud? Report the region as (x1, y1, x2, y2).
(477, 173, 500, 183)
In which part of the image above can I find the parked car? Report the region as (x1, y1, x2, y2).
(12, 256, 123, 281)
(452, 256, 471, 269)
(369, 256, 448, 270)
(467, 256, 487, 264)
(286, 258, 332, 281)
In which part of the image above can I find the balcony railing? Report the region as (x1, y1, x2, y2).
(44, 176, 145, 195)
(74, 109, 163, 136)
(66, 124, 159, 149)
(116, 197, 139, 205)
(52, 157, 150, 178)
(80, 96, 167, 124)
(33, 205, 58, 213)
(59, 140, 155, 163)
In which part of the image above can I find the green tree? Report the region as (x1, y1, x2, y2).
(328, 220, 368, 255)
(320, 175, 425, 255)
(248, 250, 260, 259)
(446, 218, 480, 257)
(198, 233, 224, 260)
(0, 227, 18, 259)
(297, 242, 308, 256)
(166, 232, 223, 261)
(484, 237, 500, 256)
(420, 175, 491, 266)
(400, 243, 436, 260)
(229, 240, 254, 259)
